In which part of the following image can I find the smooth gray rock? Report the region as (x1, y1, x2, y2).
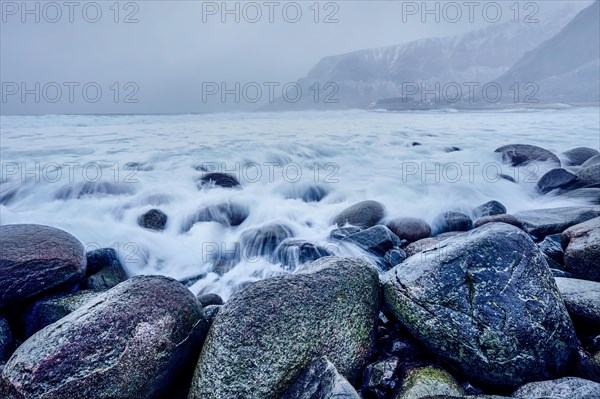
(431, 211, 473, 236)
(394, 366, 464, 399)
(385, 249, 407, 269)
(555, 277, 600, 329)
(280, 357, 360, 399)
(0, 318, 12, 363)
(333, 200, 385, 229)
(283, 183, 330, 203)
(188, 257, 380, 399)
(22, 290, 100, 338)
(1, 276, 208, 399)
(383, 223, 578, 388)
(562, 147, 600, 166)
(0, 224, 86, 308)
(495, 144, 561, 167)
(582, 154, 600, 168)
(561, 217, 600, 282)
(386, 218, 431, 243)
(511, 377, 600, 398)
(538, 235, 564, 266)
(577, 164, 600, 188)
(472, 201, 507, 219)
(404, 232, 463, 257)
(330, 226, 363, 240)
(513, 206, 600, 238)
(536, 169, 579, 194)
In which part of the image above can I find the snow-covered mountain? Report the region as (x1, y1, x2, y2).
(496, 0, 600, 104)
(263, 2, 591, 110)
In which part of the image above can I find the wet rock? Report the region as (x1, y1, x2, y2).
(330, 226, 362, 240)
(555, 278, 600, 330)
(21, 290, 100, 338)
(562, 147, 600, 166)
(240, 223, 295, 259)
(561, 217, 600, 282)
(473, 214, 522, 229)
(559, 188, 600, 204)
(514, 206, 600, 238)
(138, 209, 168, 231)
(387, 218, 431, 243)
(360, 356, 400, 398)
(280, 356, 361, 399)
(198, 293, 223, 307)
(0, 318, 13, 363)
(0, 224, 86, 308)
(202, 305, 221, 326)
(551, 269, 573, 278)
(494, 144, 561, 167)
(511, 377, 600, 398)
(582, 154, 600, 168)
(578, 350, 600, 383)
(431, 211, 473, 236)
(198, 172, 240, 189)
(445, 146, 461, 152)
(395, 365, 464, 399)
(383, 223, 578, 388)
(55, 181, 135, 200)
(576, 164, 600, 188)
(385, 249, 407, 269)
(1, 276, 208, 399)
(333, 200, 386, 229)
(472, 201, 507, 219)
(83, 248, 127, 291)
(537, 235, 564, 266)
(188, 257, 379, 399)
(178, 273, 207, 288)
(182, 202, 249, 232)
(342, 225, 402, 257)
(404, 232, 463, 257)
(536, 169, 580, 194)
(283, 183, 330, 202)
(273, 239, 333, 270)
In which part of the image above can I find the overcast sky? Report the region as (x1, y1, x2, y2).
(0, 0, 593, 114)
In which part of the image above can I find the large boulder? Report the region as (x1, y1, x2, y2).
(138, 209, 168, 231)
(21, 290, 100, 338)
(511, 377, 600, 398)
(404, 232, 463, 257)
(536, 169, 579, 194)
(0, 318, 12, 363)
(582, 154, 600, 168)
(555, 278, 600, 329)
(382, 223, 578, 388)
(386, 218, 431, 243)
(562, 147, 600, 166)
(394, 366, 464, 399)
(561, 217, 600, 282)
(188, 257, 380, 399)
(0, 224, 86, 308)
(431, 211, 472, 236)
(514, 206, 600, 238)
(280, 357, 361, 399)
(473, 214, 522, 229)
(333, 200, 385, 228)
(1, 276, 208, 399)
(494, 144, 561, 167)
(83, 248, 127, 291)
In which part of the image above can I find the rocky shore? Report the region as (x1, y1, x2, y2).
(1, 144, 600, 399)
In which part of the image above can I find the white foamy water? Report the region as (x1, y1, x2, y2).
(1, 108, 598, 298)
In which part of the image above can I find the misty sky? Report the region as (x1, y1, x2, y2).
(0, 0, 593, 114)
